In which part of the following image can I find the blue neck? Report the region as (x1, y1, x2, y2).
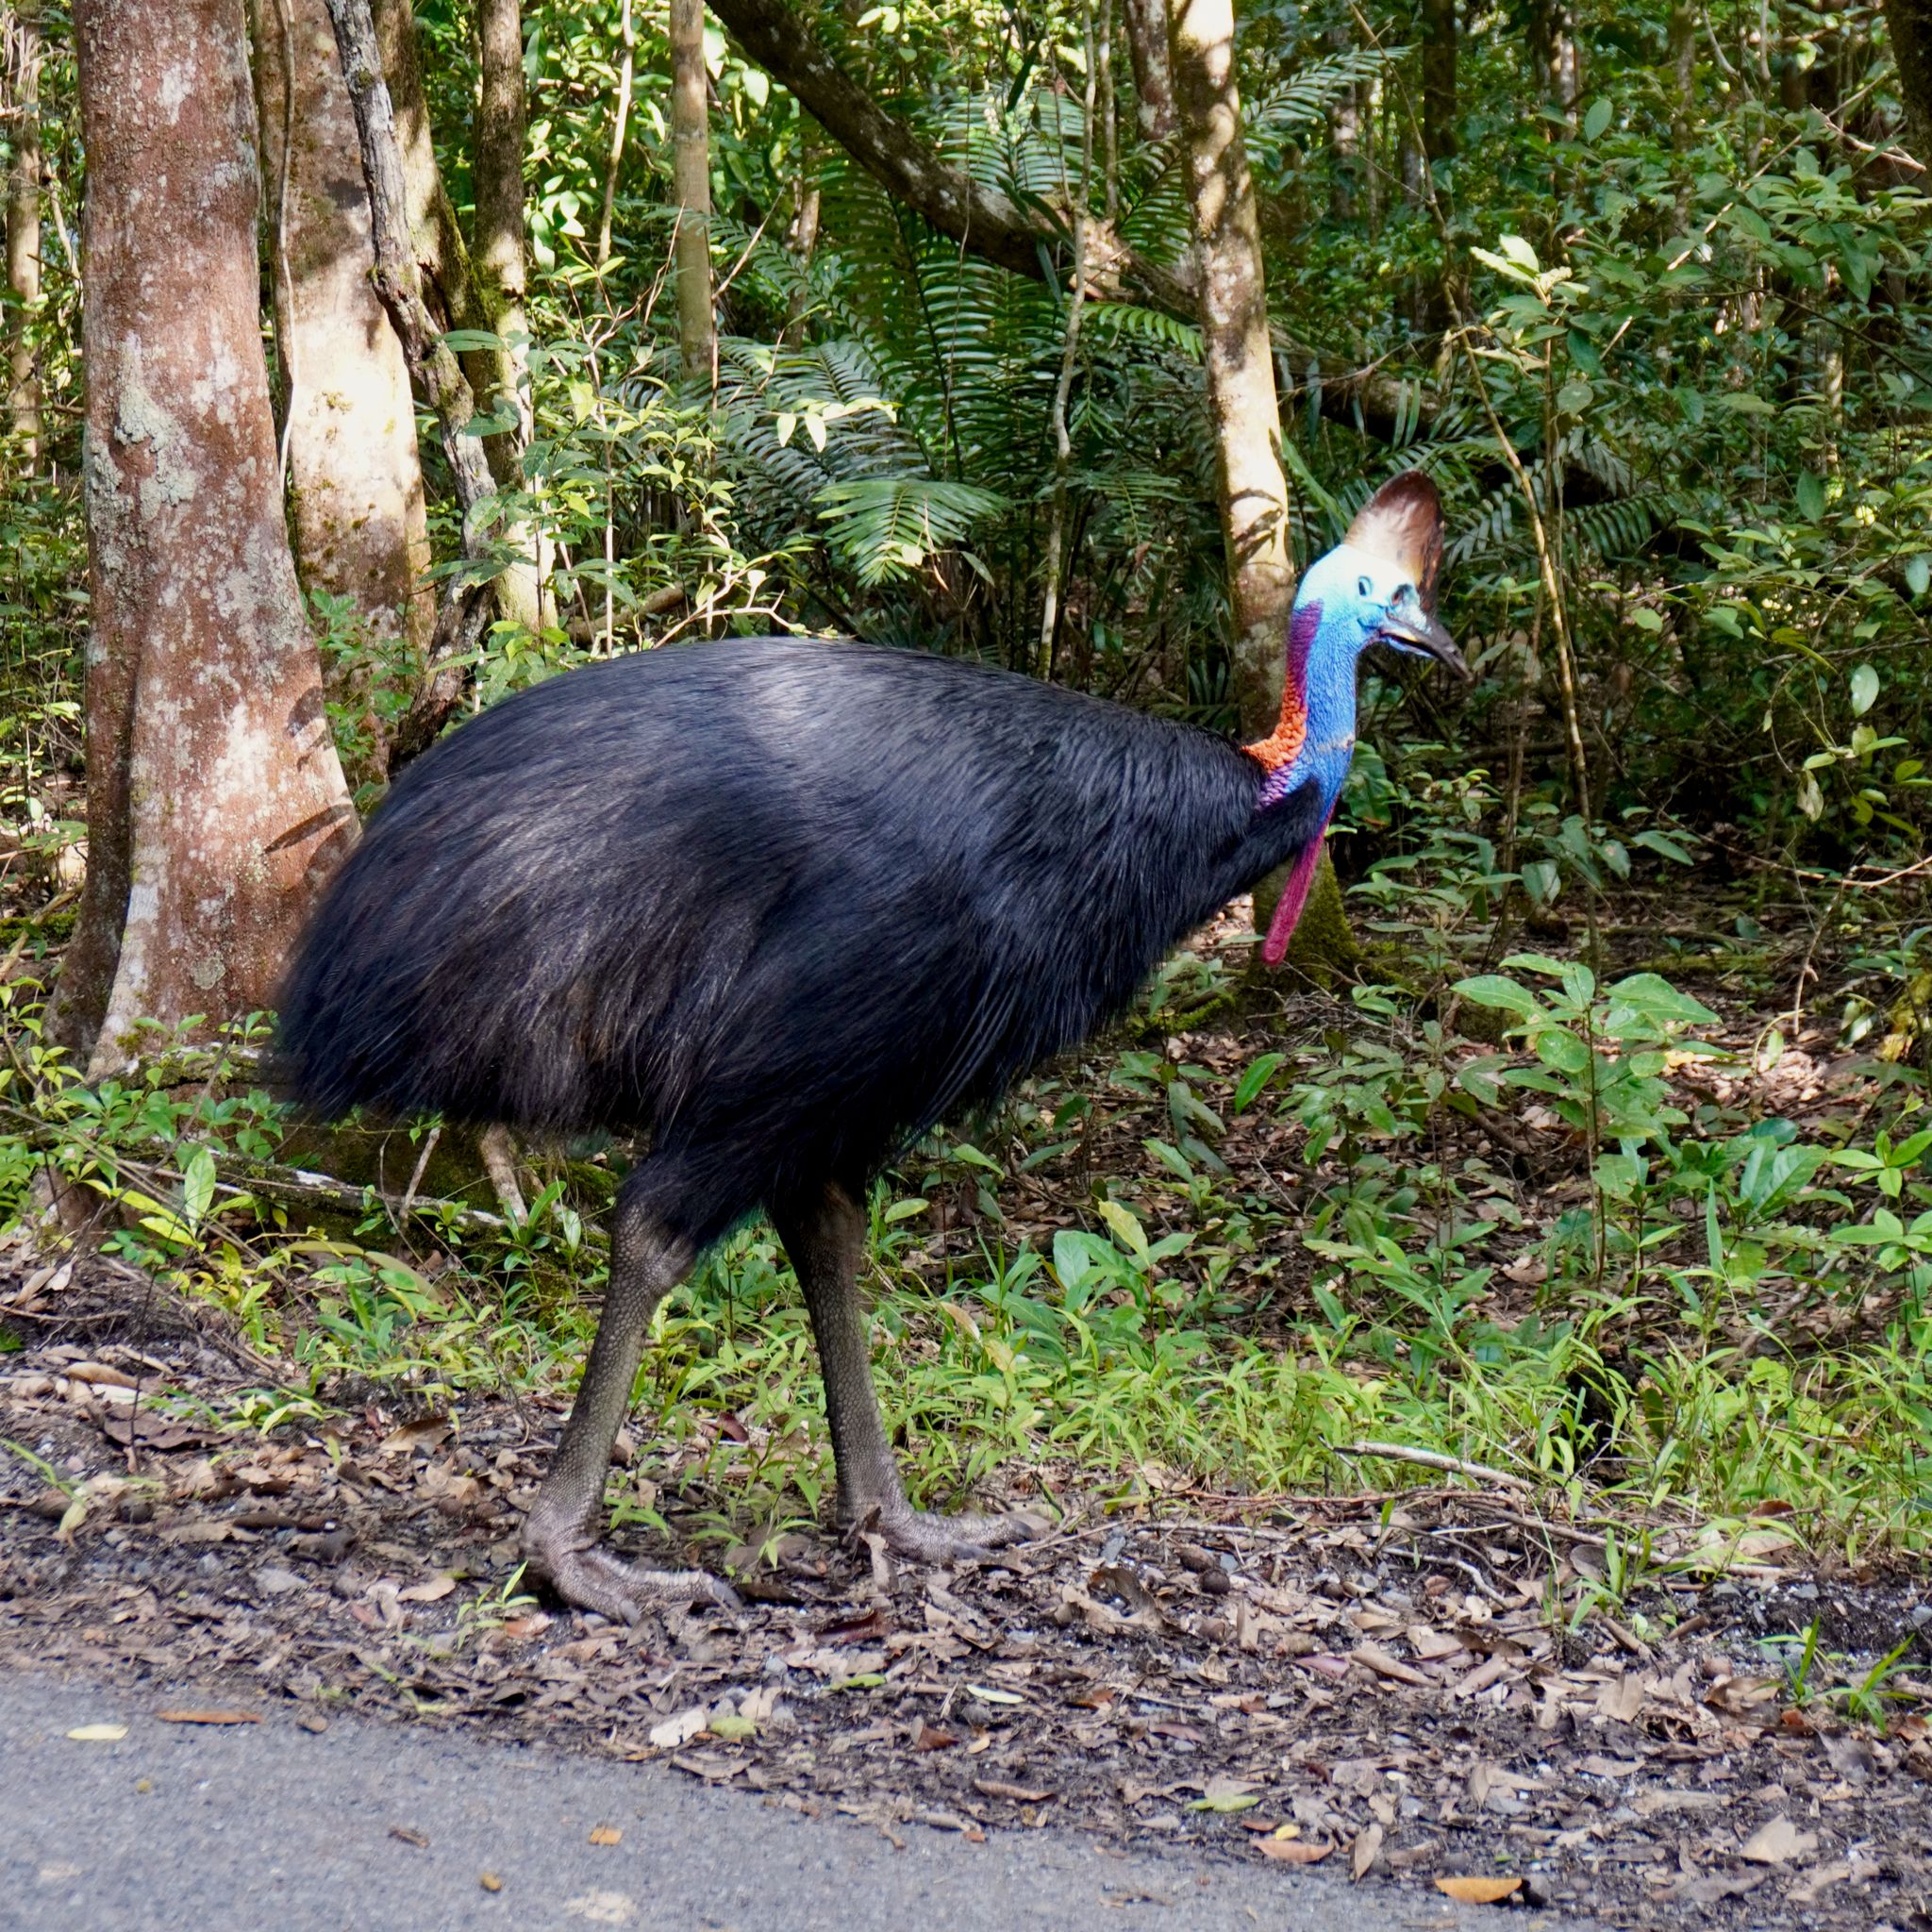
(1281, 593, 1364, 810)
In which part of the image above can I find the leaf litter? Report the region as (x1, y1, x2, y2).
(6, 1305, 1932, 1932)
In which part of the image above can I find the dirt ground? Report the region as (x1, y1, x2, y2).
(5, 1249, 1931, 1932)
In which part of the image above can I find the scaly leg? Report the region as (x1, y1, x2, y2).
(774, 1179, 1044, 1562)
(521, 1167, 737, 1621)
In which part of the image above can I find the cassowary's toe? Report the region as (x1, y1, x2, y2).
(525, 1540, 741, 1624)
(864, 1506, 1050, 1564)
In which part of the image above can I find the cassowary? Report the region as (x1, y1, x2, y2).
(275, 472, 1462, 1620)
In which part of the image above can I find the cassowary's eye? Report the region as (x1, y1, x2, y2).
(1357, 575, 1373, 599)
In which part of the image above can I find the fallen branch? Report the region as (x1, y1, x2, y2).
(1335, 1441, 1535, 1492)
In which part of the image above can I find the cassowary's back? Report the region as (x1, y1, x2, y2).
(275, 638, 1288, 1240)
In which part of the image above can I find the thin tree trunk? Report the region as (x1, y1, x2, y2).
(1121, 0, 1175, 141)
(1421, 0, 1457, 165)
(1170, 0, 1356, 974)
(1885, 0, 1932, 162)
(475, 0, 527, 427)
(671, 0, 715, 385)
(473, 0, 547, 628)
(324, 0, 504, 765)
(370, 0, 538, 635)
(782, 137, 821, 337)
(1529, 0, 1580, 123)
(1097, 0, 1118, 220)
(5, 0, 41, 463)
(255, 0, 433, 733)
(595, 0, 636, 268)
(1037, 3, 1097, 682)
(57, 0, 357, 1071)
(1327, 24, 1360, 220)
(1168, 0, 1293, 738)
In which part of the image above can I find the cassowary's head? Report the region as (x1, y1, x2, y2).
(1247, 470, 1466, 805)
(1297, 470, 1466, 680)
(1245, 471, 1466, 963)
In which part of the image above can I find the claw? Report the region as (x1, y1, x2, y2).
(858, 1506, 1048, 1565)
(525, 1533, 740, 1624)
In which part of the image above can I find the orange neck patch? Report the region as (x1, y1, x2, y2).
(1242, 700, 1306, 777)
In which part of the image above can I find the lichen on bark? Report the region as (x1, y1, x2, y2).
(56, 0, 356, 1074)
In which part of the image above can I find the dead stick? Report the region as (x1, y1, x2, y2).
(1335, 1441, 1534, 1492)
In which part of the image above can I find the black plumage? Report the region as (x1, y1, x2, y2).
(275, 635, 1323, 1246)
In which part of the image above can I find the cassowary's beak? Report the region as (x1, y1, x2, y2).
(1379, 597, 1471, 680)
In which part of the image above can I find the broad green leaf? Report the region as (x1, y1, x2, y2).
(181, 1146, 216, 1230)
(1534, 1028, 1591, 1074)
(1582, 96, 1612, 142)
(1501, 953, 1572, 979)
(1052, 1229, 1088, 1291)
(1451, 975, 1537, 1016)
(1850, 663, 1879, 716)
(1234, 1052, 1286, 1112)
(1097, 1198, 1149, 1258)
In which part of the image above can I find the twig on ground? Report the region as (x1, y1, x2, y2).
(1336, 1441, 1534, 1492)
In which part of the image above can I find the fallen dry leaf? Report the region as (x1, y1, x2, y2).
(647, 1707, 708, 1750)
(396, 1574, 457, 1605)
(65, 1723, 126, 1742)
(588, 1825, 622, 1847)
(1257, 1837, 1333, 1866)
(1351, 1824, 1384, 1882)
(1436, 1874, 1524, 1904)
(1353, 1643, 1430, 1687)
(1739, 1814, 1818, 1865)
(974, 1777, 1056, 1804)
(157, 1708, 259, 1726)
(1635, 1788, 1724, 1819)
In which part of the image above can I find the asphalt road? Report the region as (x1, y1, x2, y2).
(0, 1669, 1575, 1932)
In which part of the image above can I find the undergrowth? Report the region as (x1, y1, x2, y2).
(6, 769, 1932, 1582)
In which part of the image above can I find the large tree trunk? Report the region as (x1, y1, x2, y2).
(670, 0, 715, 384)
(56, 0, 357, 1072)
(256, 0, 433, 704)
(1167, 0, 1292, 739)
(1121, 0, 1175, 142)
(4, 0, 40, 463)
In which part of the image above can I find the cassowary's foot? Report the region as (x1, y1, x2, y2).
(852, 1503, 1050, 1564)
(522, 1515, 740, 1624)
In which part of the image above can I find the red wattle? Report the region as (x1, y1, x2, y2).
(1259, 817, 1330, 967)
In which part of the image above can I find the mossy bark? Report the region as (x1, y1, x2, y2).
(1252, 847, 1360, 984)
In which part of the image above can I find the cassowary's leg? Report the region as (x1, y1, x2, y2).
(775, 1179, 1045, 1563)
(521, 1168, 737, 1621)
